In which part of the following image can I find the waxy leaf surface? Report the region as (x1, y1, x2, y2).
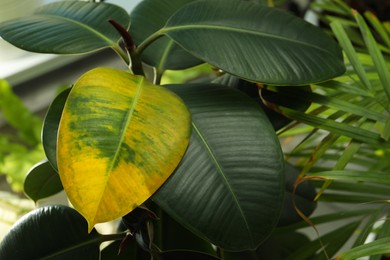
(0, 1, 129, 54)
(162, 0, 345, 84)
(130, 0, 202, 70)
(57, 68, 191, 231)
(154, 83, 285, 250)
(0, 205, 100, 259)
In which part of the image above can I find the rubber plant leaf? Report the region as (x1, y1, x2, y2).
(0, 205, 101, 259)
(0, 1, 130, 54)
(24, 160, 63, 203)
(154, 83, 285, 251)
(130, 0, 202, 70)
(42, 87, 71, 171)
(156, 0, 345, 85)
(57, 68, 191, 231)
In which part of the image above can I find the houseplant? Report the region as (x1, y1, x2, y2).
(0, 0, 388, 259)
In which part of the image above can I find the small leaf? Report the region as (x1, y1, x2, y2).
(57, 68, 191, 231)
(159, 0, 345, 84)
(0, 205, 101, 259)
(154, 83, 284, 250)
(0, 1, 130, 54)
(24, 160, 63, 203)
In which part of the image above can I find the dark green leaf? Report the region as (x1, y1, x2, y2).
(0, 205, 101, 259)
(151, 204, 216, 254)
(159, 0, 345, 84)
(159, 250, 221, 260)
(213, 74, 311, 130)
(101, 240, 150, 260)
(24, 160, 63, 203)
(130, 0, 202, 70)
(0, 1, 130, 54)
(42, 88, 71, 171)
(154, 83, 284, 250)
(278, 162, 316, 226)
(222, 232, 311, 259)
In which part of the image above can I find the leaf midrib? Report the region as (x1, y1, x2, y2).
(191, 122, 254, 243)
(93, 77, 144, 223)
(162, 24, 339, 57)
(36, 14, 118, 47)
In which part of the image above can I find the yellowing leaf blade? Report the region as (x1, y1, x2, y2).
(57, 68, 191, 231)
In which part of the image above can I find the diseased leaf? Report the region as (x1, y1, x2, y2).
(57, 68, 191, 231)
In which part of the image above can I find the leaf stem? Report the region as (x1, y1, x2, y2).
(109, 19, 145, 76)
(135, 30, 165, 56)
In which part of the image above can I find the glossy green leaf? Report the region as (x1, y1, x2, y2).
(154, 83, 284, 250)
(0, 1, 130, 54)
(42, 88, 71, 171)
(24, 160, 63, 202)
(308, 170, 390, 185)
(0, 205, 101, 259)
(155, 0, 345, 84)
(57, 68, 191, 231)
(130, 0, 202, 70)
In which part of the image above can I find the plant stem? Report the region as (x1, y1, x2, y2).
(135, 30, 165, 56)
(109, 19, 145, 76)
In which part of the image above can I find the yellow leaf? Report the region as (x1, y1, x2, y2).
(57, 68, 191, 231)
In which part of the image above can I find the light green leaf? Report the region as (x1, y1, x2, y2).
(0, 80, 41, 145)
(154, 83, 284, 250)
(0, 1, 130, 54)
(308, 170, 390, 185)
(330, 21, 373, 92)
(153, 0, 345, 84)
(354, 10, 390, 103)
(57, 68, 191, 231)
(338, 237, 390, 260)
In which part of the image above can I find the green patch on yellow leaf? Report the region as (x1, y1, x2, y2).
(57, 68, 191, 231)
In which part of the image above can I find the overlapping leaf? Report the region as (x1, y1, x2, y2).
(57, 68, 191, 231)
(154, 83, 284, 250)
(0, 1, 130, 54)
(130, 0, 202, 71)
(0, 205, 101, 259)
(24, 160, 63, 202)
(154, 0, 345, 84)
